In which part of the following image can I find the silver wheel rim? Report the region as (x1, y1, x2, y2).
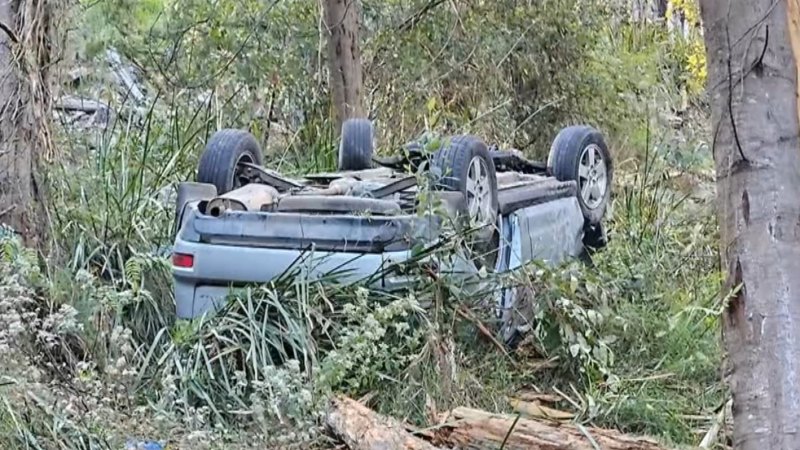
(466, 156, 494, 227)
(578, 144, 608, 209)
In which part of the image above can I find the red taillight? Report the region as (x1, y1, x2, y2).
(172, 252, 194, 268)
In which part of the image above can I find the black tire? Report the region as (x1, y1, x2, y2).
(431, 135, 499, 228)
(197, 129, 263, 195)
(547, 125, 613, 225)
(338, 118, 374, 171)
(431, 136, 500, 270)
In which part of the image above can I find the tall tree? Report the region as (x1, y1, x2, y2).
(700, 1, 800, 448)
(0, 0, 54, 248)
(322, 0, 364, 133)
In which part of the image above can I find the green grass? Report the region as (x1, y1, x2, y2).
(0, 136, 723, 448)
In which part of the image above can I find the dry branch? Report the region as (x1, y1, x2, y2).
(699, 399, 732, 449)
(325, 395, 444, 450)
(105, 48, 145, 103)
(55, 95, 109, 113)
(443, 407, 671, 450)
(506, 397, 574, 421)
(0, 19, 18, 43)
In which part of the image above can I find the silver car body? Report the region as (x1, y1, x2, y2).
(172, 169, 588, 320)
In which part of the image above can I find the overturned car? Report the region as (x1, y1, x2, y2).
(171, 119, 613, 342)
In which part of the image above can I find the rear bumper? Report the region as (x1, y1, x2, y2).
(184, 205, 442, 253)
(172, 200, 452, 319)
(172, 237, 416, 319)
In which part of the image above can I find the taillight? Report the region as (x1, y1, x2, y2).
(172, 252, 194, 268)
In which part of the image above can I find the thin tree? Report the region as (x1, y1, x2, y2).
(699, 1, 800, 448)
(322, 0, 364, 133)
(0, 0, 55, 248)
(657, 0, 668, 18)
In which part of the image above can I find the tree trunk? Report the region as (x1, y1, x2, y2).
(699, 1, 800, 448)
(0, 0, 54, 248)
(656, 0, 668, 19)
(323, 0, 364, 134)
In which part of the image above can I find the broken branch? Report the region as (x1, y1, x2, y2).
(0, 20, 18, 44)
(456, 305, 516, 366)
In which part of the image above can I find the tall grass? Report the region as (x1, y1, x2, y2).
(0, 128, 722, 446)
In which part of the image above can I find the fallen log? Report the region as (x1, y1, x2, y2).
(325, 395, 444, 450)
(55, 95, 110, 113)
(444, 407, 671, 450)
(106, 48, 145, 104)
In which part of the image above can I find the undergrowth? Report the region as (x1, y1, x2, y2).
(0, 131, 722, 448)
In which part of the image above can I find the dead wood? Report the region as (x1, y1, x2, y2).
(325, 395, 674, 450)
(106, 48, 145, 103)
(443, 407, 672, 450)
(325, 395, 444, 450)
(55, 95, 110, 113)
(506, 397, 574, 421)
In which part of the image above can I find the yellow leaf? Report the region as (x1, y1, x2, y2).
(426, 97, 437, 112)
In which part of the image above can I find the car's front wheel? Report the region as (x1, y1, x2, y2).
(547, 125, 613, 226)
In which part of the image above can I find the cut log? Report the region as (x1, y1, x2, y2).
(444, 407, 671, 450)
(325, 395, 444, 450)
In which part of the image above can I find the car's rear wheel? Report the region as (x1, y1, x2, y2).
(431, 135, 500, 268)
(547, 125, 612, 226)
(338, 118, 375, 171)
(197, 129, 263, 195)
(431, 136, 499, 232)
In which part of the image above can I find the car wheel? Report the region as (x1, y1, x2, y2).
(431, 135, 500, 269)
(432, 135, 499, 232)
(547, 125, 613, 226)
(197, 129, 263, 195)
(338, 118, 375, 171)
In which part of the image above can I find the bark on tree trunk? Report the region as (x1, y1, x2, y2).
(699, 1, 800, 448)
(0, 0, 53, 248)
(656, 0, 668, 19)
(323, 0, 364, 134)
